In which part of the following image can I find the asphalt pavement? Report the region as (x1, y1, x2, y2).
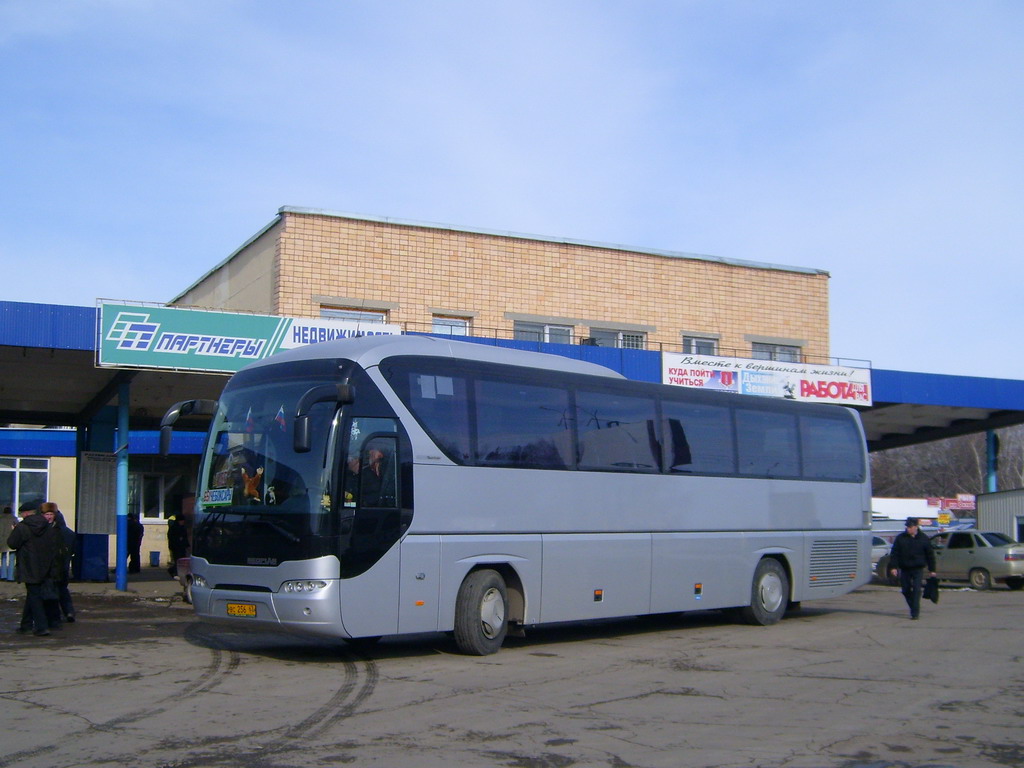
(2, 579, 1022, 768)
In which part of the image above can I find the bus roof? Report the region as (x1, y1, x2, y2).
(243, 334, 626, 379)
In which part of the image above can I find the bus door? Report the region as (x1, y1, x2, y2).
(338, 418, 403, 636)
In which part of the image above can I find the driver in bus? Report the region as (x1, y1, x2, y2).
(345, 441, 391, 508)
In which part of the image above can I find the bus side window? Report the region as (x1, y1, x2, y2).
(575, 390, 659, 471)
(799, 414, 864, 482)
(662, 401, 735, 475)
(475, 378, 572, 469)
(735, 408, 799, 478)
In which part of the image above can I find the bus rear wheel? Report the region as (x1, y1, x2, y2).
(739, 558, 789, 626)
(454, 569, 508, 655)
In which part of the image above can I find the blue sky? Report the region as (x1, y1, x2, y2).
(2, 1, 1022, 378)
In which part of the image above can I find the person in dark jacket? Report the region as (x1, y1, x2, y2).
(167, 514, 190, 578)
(888, 517, 937, 620)
(7, 504, 62, 635)
(51, 505, 77, 623)
(127, 512, 144, 574)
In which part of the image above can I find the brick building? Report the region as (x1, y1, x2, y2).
(172, 207, 831, 363)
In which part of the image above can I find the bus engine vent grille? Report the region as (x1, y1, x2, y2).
(808, 539, 859, 587)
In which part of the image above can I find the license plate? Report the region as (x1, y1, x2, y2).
(226, 602, 257, 617)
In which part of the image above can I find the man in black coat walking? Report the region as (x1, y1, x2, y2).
(888, 517, 937, 620)
(7, 504, 62, 635)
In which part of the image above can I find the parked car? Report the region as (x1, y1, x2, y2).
(930, 531, 1024, 590)
(871, 536, 890, 575)
(872, 535, 902, 585)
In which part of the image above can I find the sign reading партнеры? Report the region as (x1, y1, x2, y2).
(662, 352, 872, 406)
(97, 302, 400, 374)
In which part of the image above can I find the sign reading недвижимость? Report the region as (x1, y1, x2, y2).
(97, 302, 400, 373)
(662, 352, 872, 406)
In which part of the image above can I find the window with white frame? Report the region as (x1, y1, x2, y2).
(513, 321, 573, 345)
(129, 472, 187, 521)
(588, 328, 647, 350)
(682, 335, 718, 356)
(432, 316, 470, 336)
(751, 342, 802, 362)
(0, 457, 49, 511)
(320, 307, 387, 323)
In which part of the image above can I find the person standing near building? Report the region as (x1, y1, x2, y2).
(888, 517, 937, 620)
(167, 514, 190, 578)
(50, 505, 77, 623)
(127, 512, 144, 574)
(1, 505, 17, 581)
(7, 503, 62, 635)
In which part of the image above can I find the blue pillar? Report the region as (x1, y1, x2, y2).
(986, 430, 999, 494)
(115, 381, 130, 591)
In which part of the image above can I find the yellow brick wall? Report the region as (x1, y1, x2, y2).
(273, 212, 830, 360)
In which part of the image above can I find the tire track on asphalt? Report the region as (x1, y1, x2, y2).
(297, 649, 379, 742)
(0, 628, 237, 768)
(137, 646, 380, 768)
(98, 624, 239, 730)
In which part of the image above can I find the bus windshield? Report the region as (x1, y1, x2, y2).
(195, 364, 343, 566)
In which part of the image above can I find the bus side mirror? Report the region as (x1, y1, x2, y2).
(159, 399, 218, 457)
(294, 383, 353, 453)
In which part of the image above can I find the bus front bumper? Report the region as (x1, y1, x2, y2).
(191, 580, 346, 638)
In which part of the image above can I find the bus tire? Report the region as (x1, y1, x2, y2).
(453, 569, 508, 655)
(739, 558, 789, 626)
(969, 568, 992, 590)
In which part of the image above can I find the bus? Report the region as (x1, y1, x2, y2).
(161, 334, 872, 654)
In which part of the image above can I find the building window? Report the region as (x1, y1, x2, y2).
(682, 336, 718, 356)
(588, 329, 646, 350)
(432, 316, 470, 336)
(0, 457, 49, 511)
(514, 321, 573, 345)
(320, 308, 387, 323)
(129, 472, 187, 521)
(751, 342, 802, 362)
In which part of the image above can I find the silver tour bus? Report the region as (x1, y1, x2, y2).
(161, 335, 872, 654)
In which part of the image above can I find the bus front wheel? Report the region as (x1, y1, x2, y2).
(454, 569, 508, 655)
(739, 558, 789, 626)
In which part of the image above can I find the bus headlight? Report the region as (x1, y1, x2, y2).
(192, 574, 207, 588)
(283, 580, 329, 593)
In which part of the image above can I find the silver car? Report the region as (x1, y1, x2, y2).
(931, 531, 1024, 590)
(870, 536, 890, 575)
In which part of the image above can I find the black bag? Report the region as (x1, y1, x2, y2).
(40, 579, 59, 601)
(923, 576, 939, 604)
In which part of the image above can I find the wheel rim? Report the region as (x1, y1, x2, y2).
(970, 570, 989, 589)
(758, 572, 785, 613)
(479, 587, 505, 639)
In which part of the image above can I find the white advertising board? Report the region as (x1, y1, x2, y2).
(662, 353, 872, 406)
